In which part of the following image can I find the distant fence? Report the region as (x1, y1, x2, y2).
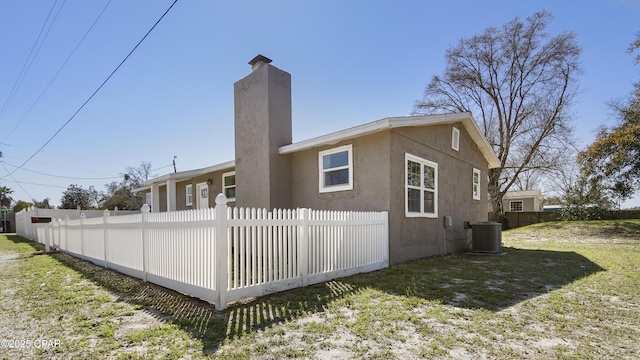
(504, 212, 561, 229)
(607, 210, 640, 220)
(15, 207, 138, 241)
(16, 194, 389, 310)
(504, 210, 640, 229)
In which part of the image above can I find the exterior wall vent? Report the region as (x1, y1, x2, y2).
(452, 127, 460, 151)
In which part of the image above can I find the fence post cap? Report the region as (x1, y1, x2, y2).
(215, 193, 228, 206)
(103, 209, 110, 216)
(80, 213, 86, 219)
(141, 204, 151, 213)
(64, 215, 69, 220)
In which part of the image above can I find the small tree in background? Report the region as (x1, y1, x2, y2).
(542, 160, 614, 220)
(60, 184, 99, 210)
(0, 186, 13, 208)
(560, 173, 613, 220)
(12, 200, 32, 213)
(99, 162, 155, 210)
(577, 82, 640, 204)
(32, 198, 53, 209)
(578, 33, 640, 206)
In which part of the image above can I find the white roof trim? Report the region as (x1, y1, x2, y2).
(143, 160, 235, 186)
(504, 190, 543, 200)
(132, 184, 151, 194)
(279, 112, 500, 168)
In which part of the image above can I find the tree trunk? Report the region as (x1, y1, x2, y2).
(488, 168, 504, 222)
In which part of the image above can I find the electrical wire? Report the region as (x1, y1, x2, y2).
(0, 162, 34, 199)
(0, 162, 121, 180)
(0, 142, 131, 168)
(0, 161, 173, 180)
(0, 178, 68, 189)
(1, 0, 179, 179)
(1, 0, 113, 143)
(0, 141, 174, 179)
(0, 0, 60, 120)
(0, 162, 173, 203)
(0, 0, 66, 122)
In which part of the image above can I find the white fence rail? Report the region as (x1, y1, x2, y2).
(16, 194, 389, 310)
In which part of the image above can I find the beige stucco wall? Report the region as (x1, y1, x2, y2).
(140, 121, 492, 265)
(289, 131, 391, 212)
(288, 122, 490, 264)
(387, 123, 489, 264)
(176, 169, 236, 210)
(139, 167, 236, 212)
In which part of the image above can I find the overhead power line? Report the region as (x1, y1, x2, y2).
(0, 178, 68, 190)
(1, 0, 179, 180)
(1, 0, 114, 143)
(0, 162, 34, 200)
(0, 162, 121, 180)
(0, 161, 173, 181)
(0, 0, 66, 122)
(0, 141, 131, 168)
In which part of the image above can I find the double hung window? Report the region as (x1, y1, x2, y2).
(222, 171, 236, 201)
(405, 153, 438, 218)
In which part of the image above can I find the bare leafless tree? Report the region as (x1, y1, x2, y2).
(413, 11, 582, 219)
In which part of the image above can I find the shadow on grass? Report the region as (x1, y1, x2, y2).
(39, 242, 603, 355)
(513, 219, 640, 241)
(353, 247, 605, 311)
(583, 220, 640, 240)
(0, 234, 45, 253)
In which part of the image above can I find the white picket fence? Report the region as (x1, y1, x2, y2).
(16, 194, 389, 310)
(15, 207, 138, 242)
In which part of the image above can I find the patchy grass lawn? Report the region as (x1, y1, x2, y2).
(0, 220, 639, 359)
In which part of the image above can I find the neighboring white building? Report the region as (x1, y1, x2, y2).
(503, 190, 543, 212)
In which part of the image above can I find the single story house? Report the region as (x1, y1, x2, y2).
(135, 55, 500, 264)
(502, 190, 543, 212)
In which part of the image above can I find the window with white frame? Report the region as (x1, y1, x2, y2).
(510, 200, 523, 212)
(472, 168, 481, 200)
(405, 153, 438, 217)
(319, 144, 353, 193)
(452, 127, 460, 151)
(222, 171, 236, 201)
(145, 192, 152, 207)
(186, 184, 193, 206)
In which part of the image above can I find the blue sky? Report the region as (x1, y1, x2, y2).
(0, 0, 638, 208)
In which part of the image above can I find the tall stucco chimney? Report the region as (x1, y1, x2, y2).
(234, 55, 292, 209)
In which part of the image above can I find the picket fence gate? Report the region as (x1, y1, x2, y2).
(19, 194, 389, 310)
